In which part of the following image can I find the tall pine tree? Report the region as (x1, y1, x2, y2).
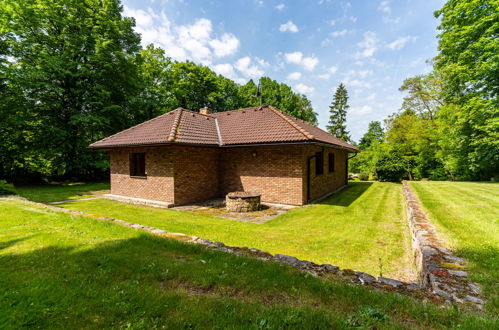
(327, 83, 351, 142)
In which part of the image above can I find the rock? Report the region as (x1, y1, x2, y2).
(356, 272, 376, 284)
(321, 264, 339, 272)
(448, 270, 468, 277)
(273, 254, 299, 265)
(468, 282, 482, 295)
(150, 229, 166, 234)
(212, 241, 225, 248)
(464, 295, 484, 305)
(378, 277, 404, 287)
(296, 260, 314, 268)
(433, 288, 451, 298)
(406, 283, 425, 291)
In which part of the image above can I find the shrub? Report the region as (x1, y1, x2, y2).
(0, 180, 17, 196)
(375, 152, 407, 182)
(358, 172, 369, 181)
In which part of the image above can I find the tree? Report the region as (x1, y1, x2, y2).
(0, 0, 142, 179)
(327, 83, 351, 142)
(433, 0, 499, 179)
(399, 73, 444, 121)
(358, 121, 384, 150)
(133, 44, 174, 121)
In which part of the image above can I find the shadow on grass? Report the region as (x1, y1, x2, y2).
(15, 182, 109, 203)
(1, 232, 480, 329)
(318, 181, 373, 207)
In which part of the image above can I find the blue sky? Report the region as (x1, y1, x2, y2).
(122, 0, 445, 141)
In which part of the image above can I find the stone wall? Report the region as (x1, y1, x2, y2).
(403, 181, 484, 308)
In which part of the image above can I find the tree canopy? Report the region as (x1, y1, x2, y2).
(0, 0, 317, 181)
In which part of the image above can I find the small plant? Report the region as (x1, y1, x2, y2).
(0, 180, 16, 196)
(346, 306, 389, 328)
(358, 171, 369, 181)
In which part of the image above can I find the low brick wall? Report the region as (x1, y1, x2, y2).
(402, 181, 484, 308)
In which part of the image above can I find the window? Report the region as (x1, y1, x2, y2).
(315, 151, 324, 175)
(328, 152, 335, 173)
(130, 153, 146, 177)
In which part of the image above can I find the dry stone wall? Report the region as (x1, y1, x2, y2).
(402, 181, 484, 308)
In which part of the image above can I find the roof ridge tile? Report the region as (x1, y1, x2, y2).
(168, 108, 183, 142)
(268, 105, 315, 140)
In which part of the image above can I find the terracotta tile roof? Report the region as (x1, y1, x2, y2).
(89, 106, 358, 151)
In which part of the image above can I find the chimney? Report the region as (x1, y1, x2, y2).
(199, 107, 213, 115)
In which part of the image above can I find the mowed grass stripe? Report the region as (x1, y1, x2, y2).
(1, 199, 497, 328)
(409, 181, 498, 311)
(56, 182, 413, 280)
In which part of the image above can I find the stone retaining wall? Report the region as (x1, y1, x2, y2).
(16, 191, 485, 309)
(402, 181, 484, 308)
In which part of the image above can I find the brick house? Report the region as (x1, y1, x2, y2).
(89, 105, 357, 206)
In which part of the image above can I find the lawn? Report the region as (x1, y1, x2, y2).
(52, 182, 414, 280)
(15, 181, 109, 203)
(0, 199, 495, 328)
(409, 181, 499, 310)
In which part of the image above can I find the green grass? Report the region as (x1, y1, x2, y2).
(15, 181, 109, 203)
(0, 199, 495, 328)
(410, 181, 499, 310)
(54, 182, 414, 280)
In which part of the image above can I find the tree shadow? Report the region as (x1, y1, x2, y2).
(15, 182, 109, 203)
(0, 236, 34, 251)
(318, 181, 373, 207)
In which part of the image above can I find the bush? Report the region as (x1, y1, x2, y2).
(358, 172, 369, 181)
(375, 152, 407, 182)
(0, 180, 17, 196)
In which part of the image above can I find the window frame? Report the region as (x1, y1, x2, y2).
(315, 151, 324, 175)
(129, 152, 146, 178)
(328, 152, 335, 173)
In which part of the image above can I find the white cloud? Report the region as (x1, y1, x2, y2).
(328, 66, 338, 74)
(355, 31, 378, 58)
(288, 72, 302, 80)
(387, 36, 417, 50)
(351, 105, 373, 115)
(275, 3, 285, 10)
(302, 56, 319, 71)
(235, 56, 264, 78)
(213, 63, 236, 79)
(367, 93, 377, 100)
(294, 83, 314, 95)
(316, 73, 330, 79)
(123, 6, 240, 63)
(209, 33, 240, 57)
(279, 21, 299, 33)
(378, 0, 391, 14)
(284, 51, 303, 64)
(330, 29, 348, 37)
(284, 52, 318, 71)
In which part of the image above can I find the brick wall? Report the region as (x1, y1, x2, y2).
(219, 146, 304, 205)
(302, 145, 348, 203)
(109, 144, 350, 206)
(173, 146, 219, 205)
(110, 147, 175, 203)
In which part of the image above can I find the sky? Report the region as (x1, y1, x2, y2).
(122, 0, 446, 142)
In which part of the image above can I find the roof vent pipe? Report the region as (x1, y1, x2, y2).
(199, 107, 213, 115)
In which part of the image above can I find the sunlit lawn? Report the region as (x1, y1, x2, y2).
(0, 199, 494, 328)
(16, 181, 109, 203)
(50, 181, 415, 280)
(410, 181, 499, 311)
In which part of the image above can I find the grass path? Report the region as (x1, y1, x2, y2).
(410, 181, 498, 311)
(0, 199, 495, 328)
(53, 182, 415, 280)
